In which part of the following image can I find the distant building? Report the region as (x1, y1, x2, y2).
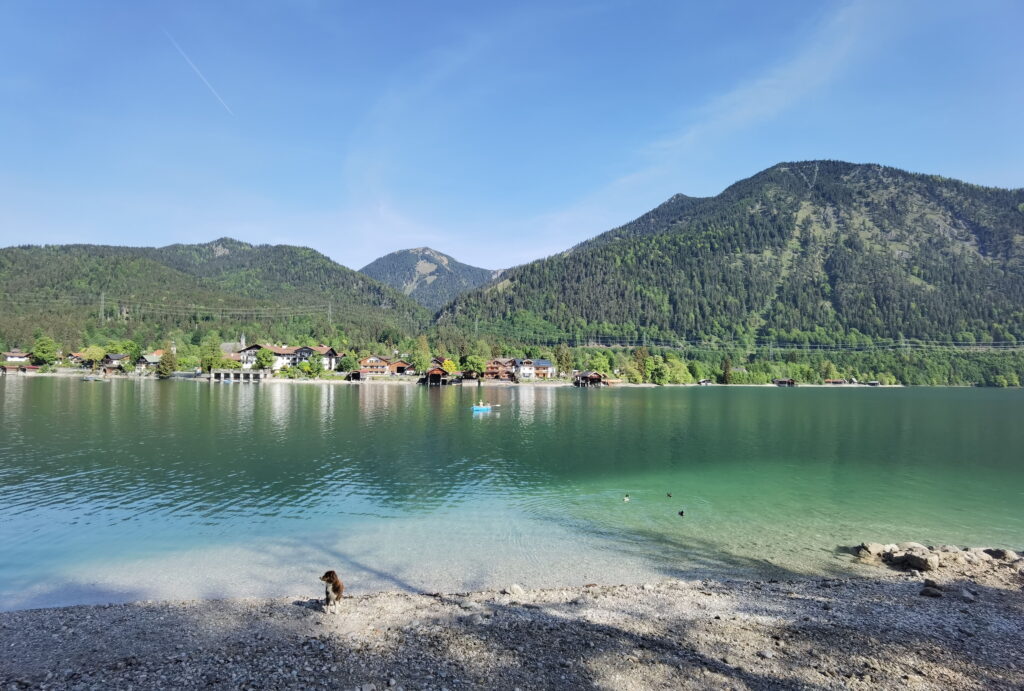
(236, 344, 341, 371)
(772, 378, 797, 387)
(532, 359, 554, 379)
(573, 371, 606, 387)
(101, 353, 129, 374)
(137, 353, 163, 371)
(485, 358, 516, 380)
(301, 345, 341, 372)
(2, 351, 30, 363)
(359, 356, 390, 376)
(388, 359, 412, 375)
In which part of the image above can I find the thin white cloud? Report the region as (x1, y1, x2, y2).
(163, 30, 234, 116)
(520, 1, 884, 252)
(654, 1, 875, 155)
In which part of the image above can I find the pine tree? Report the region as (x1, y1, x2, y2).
(156, 351, 178, 379)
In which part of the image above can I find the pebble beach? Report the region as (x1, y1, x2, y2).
(2, 545, 1021, 690)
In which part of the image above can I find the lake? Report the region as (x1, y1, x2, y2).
(1, 377, 1022, 610)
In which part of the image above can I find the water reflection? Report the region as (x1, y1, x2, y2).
(1, 378, 1023, 608)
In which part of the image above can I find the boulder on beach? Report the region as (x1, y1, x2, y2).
(898, 542, 929, 552)
(904, 552, 940, 572)
(857, 542, 886, 558)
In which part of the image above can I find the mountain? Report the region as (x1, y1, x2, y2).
(438, 161, 1024, 345)
(359, 247, 497, 311)
(0, 239, 429, 349)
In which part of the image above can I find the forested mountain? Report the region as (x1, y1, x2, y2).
(438, 161, 1024, 345)
(0, 239, 429, 350)
(359, 247, 497, 310)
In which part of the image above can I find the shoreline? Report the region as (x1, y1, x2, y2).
(7, 371, 920, 388)
(2, 552, 1021, 690)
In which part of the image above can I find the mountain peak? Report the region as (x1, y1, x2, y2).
(360, 248, 495, 311)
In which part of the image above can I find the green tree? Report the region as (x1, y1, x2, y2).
(412, 334, 432, 374)
(200, 334, 222, 373)
(441, 358, 458, 373)
(338, 354, 359, 372)
(30, 335, 59, 365)
(255, 347, 275, 370)
(649, 355, 669, 385)
(307, 353, 324, 378)
(554, 343, 573, 377)
(720, 357, 733, 384)
(156, 350, 178, 379)
(462, 354, 487, 377)
(82, 345, 106, 371)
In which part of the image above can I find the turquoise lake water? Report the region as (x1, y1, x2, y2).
(1, 378, 1022, 609)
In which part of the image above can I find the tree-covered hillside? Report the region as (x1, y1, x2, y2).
(438, 161, 1024, 345)
(359, 247, 496, 311)
(0, 239, 429, 350)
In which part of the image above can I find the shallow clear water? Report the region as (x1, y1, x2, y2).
(1, 378, 1022, 609)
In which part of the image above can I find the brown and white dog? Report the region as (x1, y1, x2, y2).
(319, 570, 344, 614)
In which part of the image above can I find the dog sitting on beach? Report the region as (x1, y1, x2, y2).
(319, 570, 345, 614)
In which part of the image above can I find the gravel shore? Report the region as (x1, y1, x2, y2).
(2, 551, 1021, 690)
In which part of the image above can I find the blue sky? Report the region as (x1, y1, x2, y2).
(1, 1, 1022, 270)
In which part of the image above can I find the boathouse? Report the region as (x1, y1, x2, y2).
(422, 366, 452, 386)
(772, 378, 797, 387)
(573, 371, 606, 387)
(210, 369, 263, 383)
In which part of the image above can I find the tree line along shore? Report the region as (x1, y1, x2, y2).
(4, 331, 1024, 387)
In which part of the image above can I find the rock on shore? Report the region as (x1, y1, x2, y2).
(1, 552, 1022, 690)
(856, 541, 1023, 583)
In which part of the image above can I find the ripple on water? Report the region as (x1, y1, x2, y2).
(2, 380, 1024, 608)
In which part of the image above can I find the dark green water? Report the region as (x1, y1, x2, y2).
(1, 377, 1022, 609)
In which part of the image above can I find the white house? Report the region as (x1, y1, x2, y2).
(2, 351, 30, 363)
(237, 344, 341, 371)
(514, 358, 536, 379)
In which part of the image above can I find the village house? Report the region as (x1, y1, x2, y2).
(235, 344, 341, 372)
(532, 358, 555, 379)
(307, 345, 341, 371)
(136, 353, 162, 371)
(2, 351, 31, 363)
(388, 359, 412, 375)
(514, 358, 536, 380)
(237, 345, 265, 369)
(101, 353, 129, 374)
(485, 358, 516, 380)
(359, 355, 390, 376)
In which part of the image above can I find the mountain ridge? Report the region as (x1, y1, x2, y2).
(438, 160, 1024, 344)
(0, 239, 429, 348)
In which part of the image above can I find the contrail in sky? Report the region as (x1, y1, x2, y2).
(163, 30, 234, 115)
